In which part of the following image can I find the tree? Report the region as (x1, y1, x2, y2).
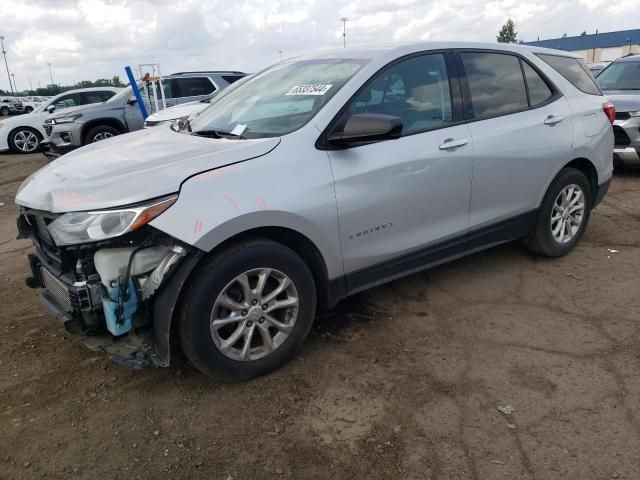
(497, 19, 518, 43)
(580, 31, 587, 36)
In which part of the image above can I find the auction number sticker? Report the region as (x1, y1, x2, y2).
(285, 84, 333, 96)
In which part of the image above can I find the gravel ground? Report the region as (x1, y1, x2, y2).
(1, 152, 639, 479)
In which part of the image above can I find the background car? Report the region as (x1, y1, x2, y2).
(20, 96, 45, 113)
(43, 70, 247, 157)
(596, 54, 640, 166)
(0, 87, 120, 154)
(587, 60, 612, 77)
(144, 74, 252, 127)
(0, 96, 24, 116)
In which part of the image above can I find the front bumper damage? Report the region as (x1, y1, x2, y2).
(18, 210, 202, 369)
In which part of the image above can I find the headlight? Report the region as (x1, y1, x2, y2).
(48, 195, 177, 246)
(51, 114, 82, 125)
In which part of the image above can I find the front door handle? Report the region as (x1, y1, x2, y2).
(439, 138, 468, 150)
(544, 115, 565, 125)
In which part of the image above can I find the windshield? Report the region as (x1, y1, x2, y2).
(34, 92, 68, 113)
(597, 61, 640, 90)
(188, 59, 368, 138)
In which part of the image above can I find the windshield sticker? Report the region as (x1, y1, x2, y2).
(230, 124, 247, 136)
(285, 84, 333, 96)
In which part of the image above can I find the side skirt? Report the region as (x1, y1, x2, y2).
(330, 210, 537, 299)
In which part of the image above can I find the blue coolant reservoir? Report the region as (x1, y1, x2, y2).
(102, 279, 138, 336)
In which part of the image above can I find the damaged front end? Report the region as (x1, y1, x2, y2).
(17, 199, 201, 369)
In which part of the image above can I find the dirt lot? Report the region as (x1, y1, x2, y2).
(1, 152, 639, 480)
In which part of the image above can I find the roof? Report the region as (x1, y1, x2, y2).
(524, 29, 640, 51)
(289, 41, 578, 62)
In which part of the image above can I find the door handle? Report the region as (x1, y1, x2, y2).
(438, 138, 468, 150)
(544, 115, 565, 125)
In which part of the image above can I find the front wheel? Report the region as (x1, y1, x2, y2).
(8, 127, 42, 154)
(178, 239, 317, 380)
(84, 125, 120, 144)
(24, 106, 33, 113)
(525, 168, 592, 257)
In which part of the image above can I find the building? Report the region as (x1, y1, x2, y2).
(524, 29, 640, 62)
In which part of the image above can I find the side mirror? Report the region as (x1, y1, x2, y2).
(46, 105, 56, 113)
(126, 98, 137, 105)
(327, 113, 403, 147)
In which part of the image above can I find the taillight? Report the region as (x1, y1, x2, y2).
(602, 102, 615, 125)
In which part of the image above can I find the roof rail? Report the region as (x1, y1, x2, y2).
(169, 71, 246, 76)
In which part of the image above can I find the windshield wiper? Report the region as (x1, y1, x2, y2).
(191, 129, 244, 139)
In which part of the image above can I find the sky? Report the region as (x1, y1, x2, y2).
(0, 0, 637, 91)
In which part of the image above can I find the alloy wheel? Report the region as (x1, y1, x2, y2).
(550, 184, 585, 244)
(210, 268, 299, 361)
(92, 132, 113, 142)
(13, 130, 39, 153)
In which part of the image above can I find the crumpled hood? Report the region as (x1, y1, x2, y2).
(603, 90, 640, 112)
(15, 127, 280, 213)
(147, 101, 209, 123)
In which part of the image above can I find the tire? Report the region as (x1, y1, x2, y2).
(0, 106, 8, 116)
(84, 125, 120, 145)
(8, 127, 43, 154)
(24, 106, 33, 114)
(525, 168, 592, 257)
(178, 239, 317, 380)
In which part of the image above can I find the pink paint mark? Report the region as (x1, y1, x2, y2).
(192, 165, 237, 183)
(193, 220, 203, 233)
(56, 187, 94, 208)
(256, 195, 267, 210)
(222, 194, 240, 212)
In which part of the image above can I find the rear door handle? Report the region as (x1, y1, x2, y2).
(544, 115, 565, 125)
(438, 138, 468, 150)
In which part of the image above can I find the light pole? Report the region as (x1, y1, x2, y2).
(47, 62, 54, 86)
(28, 77, 33, 92)
(11, 73, 16, 93)
(0, 36, 14, 95)
(278, 50, 282, 61)
(341, 18, 348, 48)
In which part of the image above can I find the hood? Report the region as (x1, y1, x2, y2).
(147, 101, 209, 123)
(603, 91, 640, 112)
(15, 127, 280, 213)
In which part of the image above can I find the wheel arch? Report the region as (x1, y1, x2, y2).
(152, 225, 344, 367)
(81, 118, 127, 144)
(538, 157, 599, 208)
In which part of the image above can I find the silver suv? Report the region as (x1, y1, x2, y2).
(42, 71, 247, 157)
(16, 42, 613, 379)
(596, 54, 640, 166)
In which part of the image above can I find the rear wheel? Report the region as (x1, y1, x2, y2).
(84, 125, 120, 144)
(8, 127, 42, 154)
(24, 106, 33, 113)
(525, 168, 592, 257)
(178, 239, 317, 380)
(0, 106, 8, 116)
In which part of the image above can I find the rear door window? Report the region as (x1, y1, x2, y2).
(537, 54, 601, 95)
(460, 52, 528, 117)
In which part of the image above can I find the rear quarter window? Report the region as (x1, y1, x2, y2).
(537, 54, 601, 95)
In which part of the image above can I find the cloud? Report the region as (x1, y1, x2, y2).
(0, 0, 636, 91)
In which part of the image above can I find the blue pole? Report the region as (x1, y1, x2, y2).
(124, 66, 149, 119)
